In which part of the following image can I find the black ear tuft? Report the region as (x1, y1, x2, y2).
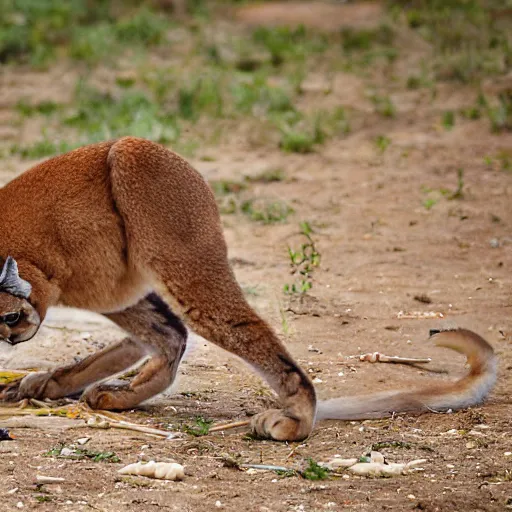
(0, 256, 32, 299)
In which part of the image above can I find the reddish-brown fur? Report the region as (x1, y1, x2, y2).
(0, 138, 497, 441)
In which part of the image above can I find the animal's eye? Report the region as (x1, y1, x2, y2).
(3, 312, 21, 326)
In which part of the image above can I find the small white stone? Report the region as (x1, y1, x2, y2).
(16, 502, 23, 509)
(215, 502, 222, 509)
(446, 464, 455, 469)
(504, 452, 512, 456)
(407, 494, 416, 500)
(312, 377, 323, 384)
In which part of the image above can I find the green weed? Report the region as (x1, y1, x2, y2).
(284, 222, 320, 295)
(183, 417, 213, 437)
(10, 139, 75, 159)
(422, 197, 438, 210)
(0, 1, 170, 66)
(252, 25, 328, 66)
(278, 107, 349, 153)
(178, 76, 224, 120)
(245, 168, 285, 183)
(301, 458, 329, 481)
(279, 303, 291, 335)
(396, 0, 512, 83)
(114, 8, 168, 46)
(485, 92, 512, 133)
(442, 110, 455, 130)
(15, 100, 60, 117)
(44, 444, 120, 462)
(370, 94, 396, 118)
(341, 24, 395, 52)
(64, 81, 180, 144)
(375, 135, 391, 152)
(450, 168, 465, 199)
(241, 199, 294, 224)
(69, 23, 116, 65)
(210, 180, 246, 196)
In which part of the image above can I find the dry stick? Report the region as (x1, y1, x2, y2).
(357, 352, 432, 365)
(209, 420, 251, 433)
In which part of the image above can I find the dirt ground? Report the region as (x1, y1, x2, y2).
(1, 3, 512, 512)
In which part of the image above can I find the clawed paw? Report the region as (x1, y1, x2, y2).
(83, 383, 132, 410)
(250, 409, 312, 441)
(0, 380, 22, 402)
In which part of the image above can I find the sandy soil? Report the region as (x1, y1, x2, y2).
(1, 3, 512, 512)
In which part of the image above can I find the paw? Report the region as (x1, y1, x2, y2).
(250, 409, 312, 441)
(0, 380, 22, 402)
(83, 383, 133, 410)
(0, 372, 52, 402)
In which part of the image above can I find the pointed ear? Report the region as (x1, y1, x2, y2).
(0, 256, 32, 299)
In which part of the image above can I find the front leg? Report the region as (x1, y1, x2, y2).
(0, 336, 146, 402)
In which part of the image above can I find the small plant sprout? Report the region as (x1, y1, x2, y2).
(284, 222, 320, 296)
(450, 168, 465, 200)
(375, 135, 391, 153)
(442, 110, 455, 130)
(301, 458, 329, 480)
(183, 416, 214, 437)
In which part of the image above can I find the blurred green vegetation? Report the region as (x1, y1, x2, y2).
(1, 0, 511, 160)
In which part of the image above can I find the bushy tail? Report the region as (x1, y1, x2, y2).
(315, 328, 497, 422)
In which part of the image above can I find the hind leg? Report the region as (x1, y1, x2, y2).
(108, 138, 316, 439)
(152, 264, 316, 441)
(83, 292, 187, 410)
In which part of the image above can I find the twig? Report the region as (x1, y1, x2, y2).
(106, 422, 175, 438)
(240, 464, 292, 472)
(36, 475, 66, 484)
(358, 352, 432, 365)
(209, 420, 251, 433)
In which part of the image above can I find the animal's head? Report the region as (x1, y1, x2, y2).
(0, 256, 40, 345)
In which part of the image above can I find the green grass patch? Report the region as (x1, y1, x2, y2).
(284, 222, 320, 296)
(301, 458, 329, 481)
(0, 1, 171, 66)
(241, 199, 294, 224)
(64, 81, 180, 144)
(245, 168, 285, 183)
(182, 417, 213, 437)
(10, 139, 76, 159)
(390, 0, 512, 83)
